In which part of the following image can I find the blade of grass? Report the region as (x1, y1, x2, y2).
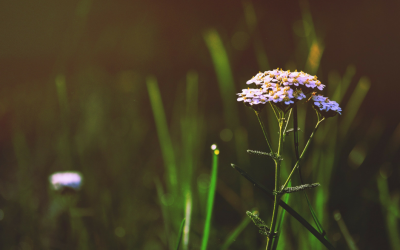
(319, 66, 355, 142)
(55, 74, 69, 115)
(333, 211, 359, 250)
(339, 76, 370, 138)
(299, 0, 316, 48)
(377, 175, 400, 250)
(203, 29, 239, 128)
(180, 70, 197, 223)
(147, 76, 178, 195)
(243, 1, 277, 145)
(175, 218, 186, 250)
(386, 194, 400, 249)
(300, 0, 323, 75)
(55, 74, 73, 168)
(331, 65, 356, 103)
(243, 1, 270, 70)
(220, 213, 251, 250)
(155, 178, 172, 250)
(183, 191, 192, 250)
(231, 164, 335, 250)
(201, 146, 219, 250)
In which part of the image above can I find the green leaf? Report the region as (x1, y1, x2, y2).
(175, 218, 186, 250)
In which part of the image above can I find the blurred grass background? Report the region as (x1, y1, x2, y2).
(0, 0, 400, 249)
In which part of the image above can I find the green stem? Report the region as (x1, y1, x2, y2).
(231, 163, 336, 250)
(269, 102, 279, 121)
(200, 148, 219, 250)
(255, 111, 274, 154)
(281, 118, 325, 191)
(266, 113, 284, 250)
(283, 108, 292, 140)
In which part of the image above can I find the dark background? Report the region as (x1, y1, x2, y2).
(0, 0, 399, 249)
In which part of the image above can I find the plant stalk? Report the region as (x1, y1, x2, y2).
(256, 111, 274, 154)
(266, 112, 284, 250)
(281, 118, 325, 191)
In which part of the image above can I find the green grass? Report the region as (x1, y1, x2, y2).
(175, 218, 186, 250)
(147, 76, 178, 195)
(203, 29, 239, 129)
(200, 146, 219, 250)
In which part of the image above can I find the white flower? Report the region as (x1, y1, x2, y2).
(239, 69, 333, 112)
(49, 171, 83, 191)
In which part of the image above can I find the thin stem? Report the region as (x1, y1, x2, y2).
(266, 113, 284, 250)
(281, 118, 325, 191)
(230, 163, 336, 250)
(255, 111, 274, 154)
(293, 106, 300, 162)
(283, 108, 292, 136)
(269, 102, 279, 121)
(294, 107, 325, 235)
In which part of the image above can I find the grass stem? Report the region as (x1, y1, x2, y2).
(200, 146, 219, 250)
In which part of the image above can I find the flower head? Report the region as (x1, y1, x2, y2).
(238, 68, 322, 112)
(312, 95, 342, 118)
(49, 171, 83, 193)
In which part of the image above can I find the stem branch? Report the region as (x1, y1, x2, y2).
(256, 111, 274, 154)
(266, 112, 285, 250)
(281, 118, 325, 191)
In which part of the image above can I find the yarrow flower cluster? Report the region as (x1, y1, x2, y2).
(312, 94, 342, 118)
(237, 68, 341, 117)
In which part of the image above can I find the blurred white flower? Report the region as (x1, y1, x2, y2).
(49, 171, 83, 191)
